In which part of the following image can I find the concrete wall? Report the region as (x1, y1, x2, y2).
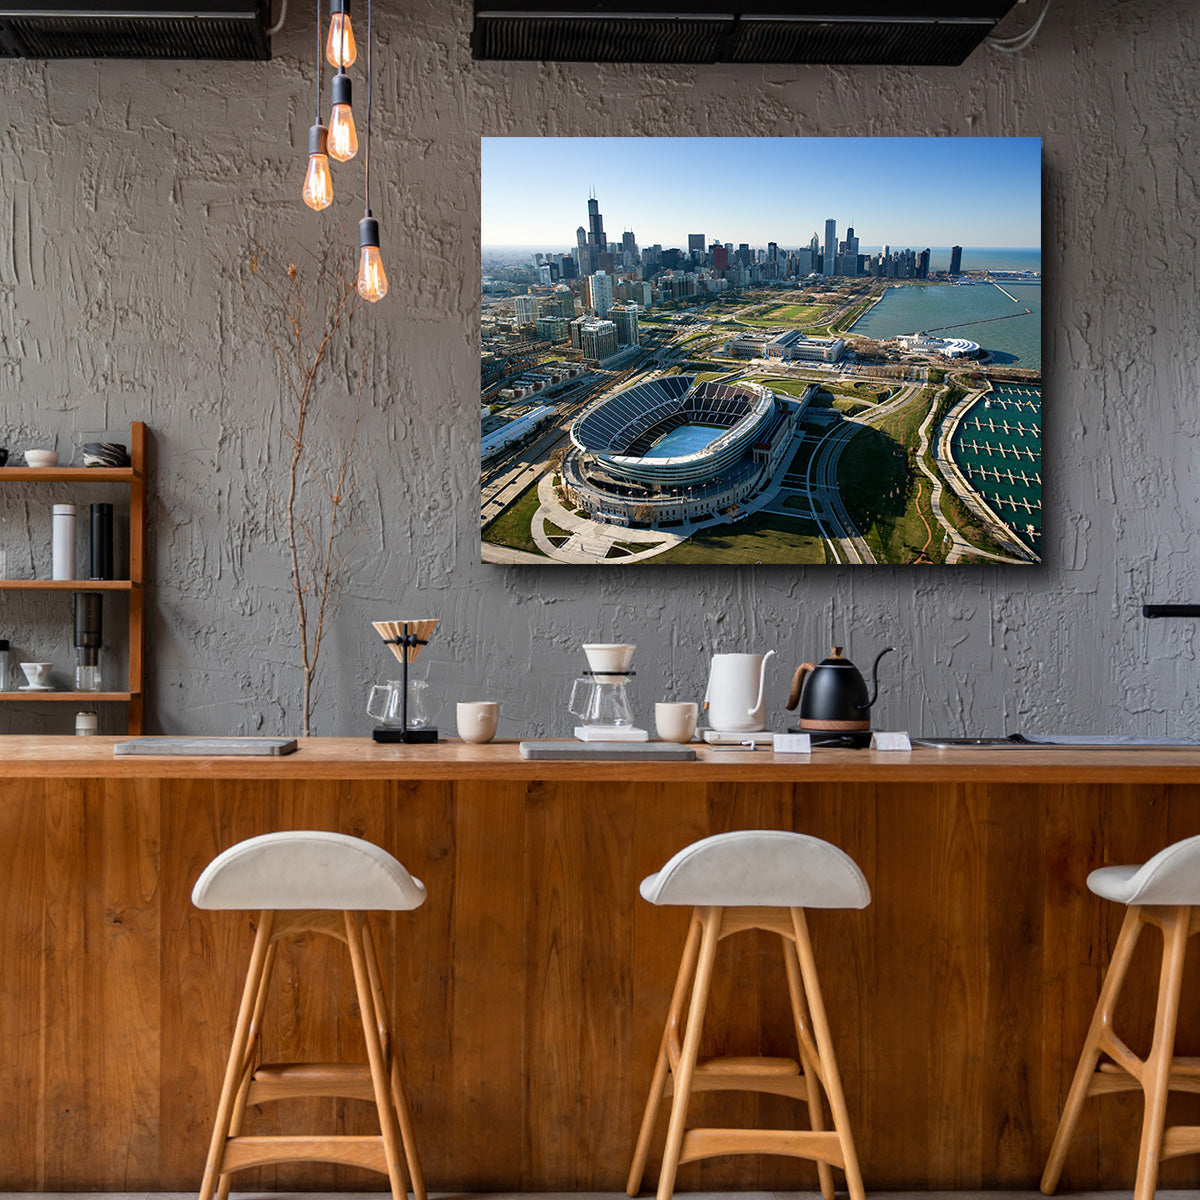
(1, 0, 1197, 738)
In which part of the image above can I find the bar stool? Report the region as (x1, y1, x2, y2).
(192, 831, 427, 1200)
(627, 829, 871, 1200)
(1042, 834, 1200, 1200)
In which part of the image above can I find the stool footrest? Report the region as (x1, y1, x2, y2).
(220, 1134, 388, 1173)
(679, 1127, 844, 1167)
(1161, 1126, 1200, 1161)
(248, 1061, 375, 1103)
(1089, 1057, 1200, 1098)
(666, 1055, 809, 1100)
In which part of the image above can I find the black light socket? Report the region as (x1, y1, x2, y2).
(359, 210, 380, 249)
(330, 0, 347, 15)
(74, 591, 103, 649)
(308, 122, 329, 157)
(331, 70, 352, 108)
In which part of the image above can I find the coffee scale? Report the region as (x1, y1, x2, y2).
(370, 619, 439, 743)
(568, 642, 648, 742)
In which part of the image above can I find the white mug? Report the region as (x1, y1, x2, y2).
(655, 701, 698, 744)
(457, 701, 499, 744)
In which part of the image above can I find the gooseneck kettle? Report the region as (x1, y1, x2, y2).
(785, 645, 895, 732)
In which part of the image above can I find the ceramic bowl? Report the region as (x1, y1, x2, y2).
(24, 449, 59, 468)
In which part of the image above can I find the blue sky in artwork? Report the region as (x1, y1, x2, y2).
(481, 136, 1041, 249)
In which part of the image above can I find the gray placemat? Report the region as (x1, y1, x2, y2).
(114, 737, 298, 756)
(520, 740, 696, 761)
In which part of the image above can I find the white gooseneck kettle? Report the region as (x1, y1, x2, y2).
(703, 650, 775, 732)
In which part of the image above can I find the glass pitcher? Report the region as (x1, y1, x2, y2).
(568, 677, 634, 727)
(367, 679, 430, 728)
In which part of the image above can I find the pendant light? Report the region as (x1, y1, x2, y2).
(302, 0, 333, 210)
(325, 0, 357, 67)
(357, 0, 387, 302)
(328, 69, 358, 162)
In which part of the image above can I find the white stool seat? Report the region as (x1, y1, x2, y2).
(1088, 835, 1200, 906)
(639, 829, 870, 909)
(191, 831, 426, 911)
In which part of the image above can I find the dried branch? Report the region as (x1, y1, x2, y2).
(226, 243, 368, 735)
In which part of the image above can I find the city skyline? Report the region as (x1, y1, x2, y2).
(482, 137, 1041, 248)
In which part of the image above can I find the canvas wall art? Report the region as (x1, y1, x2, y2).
(480, 136, 1042, 566)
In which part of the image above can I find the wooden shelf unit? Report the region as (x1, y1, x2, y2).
(0, 422, 146, 733)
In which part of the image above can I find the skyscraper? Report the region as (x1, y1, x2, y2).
(585, 270, 614, 317)
(824, 219, 837, 276)
(586, 194, 606, 277)
(949, 245, 963, 275)
(513, 295, 538, 325)
(767, 241, 778, 263)
(712, 244, 728, 272)
(918, 248, 930, 279)
(688, 233, 706, 254)
(610, 302, 640, 347)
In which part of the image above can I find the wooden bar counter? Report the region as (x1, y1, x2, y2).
(4, 736, 1200, 1192)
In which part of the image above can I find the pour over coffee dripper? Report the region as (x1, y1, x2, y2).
(568, 643, 648, 742)
(370, 619, 439, 743)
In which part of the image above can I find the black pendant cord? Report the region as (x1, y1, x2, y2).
(315, 0, 322, 121)
(364, 0, 372, 215)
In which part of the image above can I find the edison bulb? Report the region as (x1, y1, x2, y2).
(357, 245, 388, 301)
(303, 153, 333, 210)
(303, 124, 333, 210)
(325, 10, 356, 67)
(328, 72, 357, 161)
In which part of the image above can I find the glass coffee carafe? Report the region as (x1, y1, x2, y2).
(568, 676, 635, 727)
(367, 679, 431, 728)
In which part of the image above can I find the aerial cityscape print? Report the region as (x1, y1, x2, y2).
(481, 137, 1042, 566)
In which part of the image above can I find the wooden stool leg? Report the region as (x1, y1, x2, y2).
(199, 910, 275, 1200)
(656, 906, 722, 1200)
(1041, 905, 1144, 1194)
(1134, 907, 1191, 1200)
(346, 910, 410, 1200)
(627, 914, 704, 1197)
(783, 933, 835, 1200)
(364, 917, 426, 1200)
(791, 906, 866, 1200)
(215, 940, 277, 1200)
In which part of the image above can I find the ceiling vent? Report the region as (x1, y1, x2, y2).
(471, 2, 1020, 65)
(0, 1, 271, 59)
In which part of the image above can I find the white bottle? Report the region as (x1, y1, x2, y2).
(52, 504, 76, 580)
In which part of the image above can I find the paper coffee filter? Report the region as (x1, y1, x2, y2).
(373, 619, 439, 664)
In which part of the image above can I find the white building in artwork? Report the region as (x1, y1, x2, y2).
(896, 332, 980, 358)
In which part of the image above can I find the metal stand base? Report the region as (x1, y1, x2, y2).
(372, 726, 439, 744)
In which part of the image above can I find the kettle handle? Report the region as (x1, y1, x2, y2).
(786, 663, 816, 711)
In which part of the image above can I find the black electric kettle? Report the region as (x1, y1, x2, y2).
(785, 645, 895, 732)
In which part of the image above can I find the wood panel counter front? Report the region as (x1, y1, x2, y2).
(4, 736, 1200, 1192)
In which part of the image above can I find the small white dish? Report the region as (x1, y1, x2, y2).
(24, 449, 59, 468)
(19, 684, 55, 692)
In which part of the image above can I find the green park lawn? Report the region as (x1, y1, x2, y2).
(481, 483, 545, 555)
(652, 513, 827, 564)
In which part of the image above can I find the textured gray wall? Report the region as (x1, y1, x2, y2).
(0, 0, 1197, 738)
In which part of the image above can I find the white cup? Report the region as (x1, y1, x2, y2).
(457, 701, 499, 744)
(655, 701, 698, 744)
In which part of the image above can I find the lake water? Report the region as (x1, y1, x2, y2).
(851, 279, 1042, 369)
